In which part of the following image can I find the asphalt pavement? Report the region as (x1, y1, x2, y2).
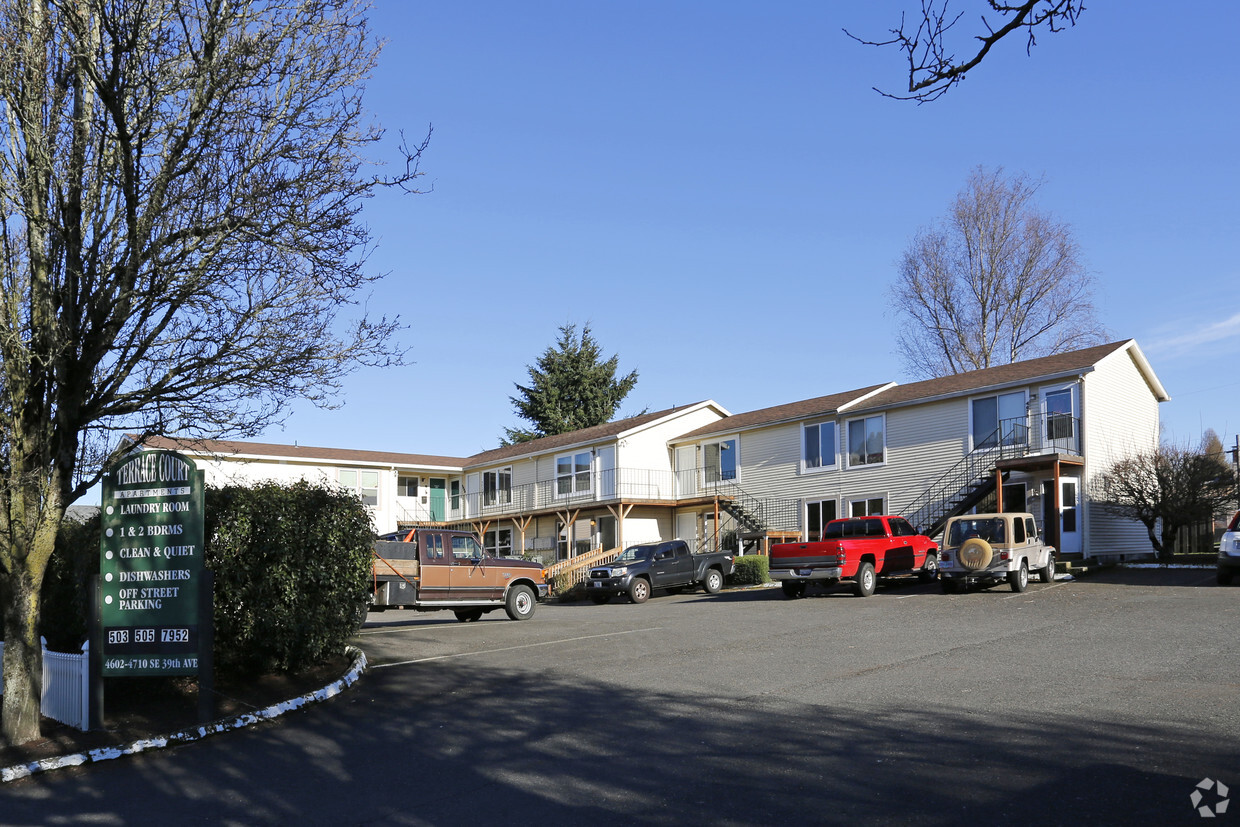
(0, 567, 1236, 825)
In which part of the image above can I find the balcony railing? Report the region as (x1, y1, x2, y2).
(394, 465, 794, 526)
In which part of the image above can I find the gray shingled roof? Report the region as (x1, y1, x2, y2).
(851, 340, 1138, 412)
(466, 403, 709, 466)
(674, 385, 891, 441)
(672, 340, 1149, 439)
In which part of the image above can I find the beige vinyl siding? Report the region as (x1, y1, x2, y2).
(719, 398, 976, 536)
(1080, 346, 1161, 557)
(882, 398, 972, 518)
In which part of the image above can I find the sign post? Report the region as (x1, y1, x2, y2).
(95, 449, 212, 719)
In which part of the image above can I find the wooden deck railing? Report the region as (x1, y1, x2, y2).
(545, 545, 622, 594)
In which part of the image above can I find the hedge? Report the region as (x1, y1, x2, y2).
(204, 480, 374, 676)
(728, 554, 769, 586)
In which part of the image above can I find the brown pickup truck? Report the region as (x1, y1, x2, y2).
(372, 528, 549, 621)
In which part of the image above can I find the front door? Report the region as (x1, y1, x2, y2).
(429, 478, 446, 521)
(597, 446, 616, 499)
(1059, 478, 1081, 555)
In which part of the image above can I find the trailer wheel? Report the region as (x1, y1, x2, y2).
(505, 584, 537, 620)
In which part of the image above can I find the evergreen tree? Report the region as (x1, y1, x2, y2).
(503, 324, 641, 445)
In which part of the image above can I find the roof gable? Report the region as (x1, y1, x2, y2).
(465, 401, 722, 467)
(852, 340, 1141, 412)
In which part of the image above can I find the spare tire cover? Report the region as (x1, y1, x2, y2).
(958, 537, 993, 570)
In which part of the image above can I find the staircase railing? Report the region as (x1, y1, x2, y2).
(545, 545, 622, 594)
(705, 473, 800, 534)
(902, 416, 1035, 539)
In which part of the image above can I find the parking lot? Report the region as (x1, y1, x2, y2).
(353, 566, 1239, 824)
(2, 566, 1235, 825)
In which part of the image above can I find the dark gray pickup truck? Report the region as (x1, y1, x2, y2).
(585, 540, 735, 604)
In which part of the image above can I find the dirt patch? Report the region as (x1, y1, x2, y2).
(1, 654, 351, 771)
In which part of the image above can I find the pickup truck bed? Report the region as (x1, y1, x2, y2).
(769, 515, 938, 598)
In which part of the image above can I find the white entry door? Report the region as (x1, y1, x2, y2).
(676, 512, 698, 552)
(1059, 478, 1081, 555)
(597, 446, 615, 499)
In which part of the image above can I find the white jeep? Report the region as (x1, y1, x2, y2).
(939, 512, 1055, 593)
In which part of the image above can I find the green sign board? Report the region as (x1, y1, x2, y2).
(99, 449, 205, 676)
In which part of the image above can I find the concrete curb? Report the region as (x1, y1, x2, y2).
(1, 645, 368, 784)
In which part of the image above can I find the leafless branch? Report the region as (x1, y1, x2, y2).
(846, 1, 1084, 102)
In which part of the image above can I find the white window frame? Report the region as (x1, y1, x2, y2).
(483, 527, 513, 556)
(1042, 384, 1078, 443)
(846, 415, 886, 468)
(398, 475, 419, 498)
(339, 468, 380, 508)
(802, 421, 838, 473)
(805, 498, 838, 542)
(970, 390, 1028, 450)
(556, 451, 592, 497)
(483, 466, 512, 506)
(703, 437, 739, 485)
(848, 495, 886, 517)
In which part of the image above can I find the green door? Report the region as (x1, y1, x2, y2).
(429, 478, 446, 521)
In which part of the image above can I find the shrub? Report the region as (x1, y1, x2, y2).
(728, 554, 769, 586)
(204, 480, 373, 676)
(40, 510, 100, 650)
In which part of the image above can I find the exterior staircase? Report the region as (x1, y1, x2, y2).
(707, 476, 799, 553)
(902, 421, 1032, 539)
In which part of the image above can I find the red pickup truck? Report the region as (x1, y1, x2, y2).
(769, 515, 938, 598)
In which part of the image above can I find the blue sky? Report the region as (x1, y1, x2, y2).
(262, 1, 1240, 458)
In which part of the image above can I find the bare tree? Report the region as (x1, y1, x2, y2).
(890, 166, 1106, 379)
(848, 1, 1085, 102)
(0, 0, 425, 745)
(1093, 439, 1237, 563)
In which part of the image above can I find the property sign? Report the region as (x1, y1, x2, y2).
(99, 449, 205, 676)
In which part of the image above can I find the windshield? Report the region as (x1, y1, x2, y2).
(614, 545, 656, 563)
(948, 517, 1006, 546)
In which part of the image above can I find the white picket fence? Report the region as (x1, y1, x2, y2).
(0, 638, 90, 731)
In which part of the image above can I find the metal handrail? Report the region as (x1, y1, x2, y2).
(901, 413, 1080, 538)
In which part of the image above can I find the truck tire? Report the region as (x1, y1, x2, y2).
(854, 561, 876, 597)
(702, 568, 724, 594)
(504, 584, 537, 620)
(919, 552, 939, 582)
(1039, 554, 1056, 584)
(1008, 561, 1029, 593)
(781, 581, 806, 599)
(628, 578, 651, 603)
(455, 609, 484, 622)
